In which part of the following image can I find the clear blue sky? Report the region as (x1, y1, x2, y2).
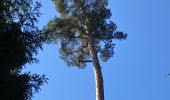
(24, 0, 170, 100)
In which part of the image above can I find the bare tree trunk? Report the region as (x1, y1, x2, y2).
(93, 63, 104, 100)
(88, 34, 104, 100)
(85, 24, 105, 100)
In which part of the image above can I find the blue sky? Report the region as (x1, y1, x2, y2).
(24, 0, 170, 100)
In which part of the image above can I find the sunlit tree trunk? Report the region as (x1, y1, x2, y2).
(93, 63, 104, 100)
(85, 24, 105, 100)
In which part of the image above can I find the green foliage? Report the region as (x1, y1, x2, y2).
(0, 22, 42, 71)
(0, 0, 47, 100)
(0, 0, 42, 71)
(0, 73, 47, 100)
(45, 0, 127, 68)
(53, 0, 68, 15)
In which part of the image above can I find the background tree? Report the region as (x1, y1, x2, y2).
(45, 0, 127, 100)
(0, 0, 47, 100)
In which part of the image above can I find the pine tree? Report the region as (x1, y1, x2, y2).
(45, 0, 127, 100)
(0, 0, 47, 100)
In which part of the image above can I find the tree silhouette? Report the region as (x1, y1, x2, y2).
(45, 0, 127, 100)
(0, 0, 47, 100)
(0, 73, 47, 100)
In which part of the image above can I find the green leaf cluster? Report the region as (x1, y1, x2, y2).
(45, 0, 127, 68)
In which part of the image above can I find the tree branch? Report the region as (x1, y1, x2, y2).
(78, 60, 92, 62)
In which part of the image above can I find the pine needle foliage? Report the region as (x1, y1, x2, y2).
(0, 1, 47, 100)
(45, 0, 127, 68)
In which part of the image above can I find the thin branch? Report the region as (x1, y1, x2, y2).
(78, 60, 92, 62)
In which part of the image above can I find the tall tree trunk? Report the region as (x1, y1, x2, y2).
(93, 63, 104, 100)
(85, 24, 105, 100)
(88, 34, 105, 100)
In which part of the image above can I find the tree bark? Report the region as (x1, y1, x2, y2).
(93, 62, 104, 100)
(88, 34, 105, 100)
(85, 24, 105, 100)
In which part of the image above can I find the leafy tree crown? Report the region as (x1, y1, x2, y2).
(45, 0, 127, 68)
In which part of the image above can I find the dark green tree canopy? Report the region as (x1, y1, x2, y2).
(45, 0, 127, 68)
(0, 0, 42, 72)
(0, 0, 47, 100)
(0, 73, 47, 100)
